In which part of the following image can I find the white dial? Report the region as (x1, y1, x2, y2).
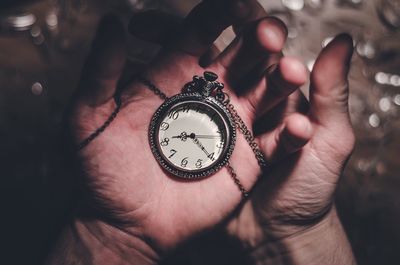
(156, 101, 229, 172)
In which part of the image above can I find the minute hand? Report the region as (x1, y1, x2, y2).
(191, 136, 211, 157)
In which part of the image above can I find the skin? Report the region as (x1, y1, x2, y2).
(46, 0, 356, 264)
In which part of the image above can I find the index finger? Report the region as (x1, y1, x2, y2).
(168, 0, 267, 57)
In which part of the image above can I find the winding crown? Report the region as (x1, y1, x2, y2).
(183, 71, 226, 102)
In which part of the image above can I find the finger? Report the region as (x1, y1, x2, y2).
(214, 17, 287, 86)
(199, 45, 221, 68)
(169, 0, 259, 57)
(258, 113, 312, 161)
(128, 2, 267, 67)
(253, 90, 309, 135)
(232, 0, 268, 34)
(243, 56, 308, 119)
(77, 15, 126, 106)
(139, 0, 267, 97)
(128, 11, 219, 67)
(309, 33, 354, 127)
(128, 0, 267, 52)
(128, 10, 181, 45)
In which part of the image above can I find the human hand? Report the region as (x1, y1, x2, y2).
(48, 1, 309, 264)
(129, 4, 357, 265)
(225, 26, 357, 265)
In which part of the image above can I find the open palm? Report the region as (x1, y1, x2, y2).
(71, 43, 261, 251)
(68, 2, 304, 256)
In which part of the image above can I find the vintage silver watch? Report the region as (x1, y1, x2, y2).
(148, 71, 236, 179)
(78, 71, 267, 197)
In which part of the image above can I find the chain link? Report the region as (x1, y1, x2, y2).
(77, 92, 122, 151)
(226, 161, 249, 198)
(136, 76, 169, 101)
(225, 103, 268, 169)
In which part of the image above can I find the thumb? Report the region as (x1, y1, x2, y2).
(309, 33, 353, 127)
(75, 15, 126, 106)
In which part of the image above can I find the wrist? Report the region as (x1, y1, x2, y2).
(250, 207, 356, 265)
(46, 216, 159, 265)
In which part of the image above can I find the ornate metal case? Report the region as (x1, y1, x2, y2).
(148, 72, 236, 179)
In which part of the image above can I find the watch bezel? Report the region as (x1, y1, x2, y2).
(149, 93, 236, 179)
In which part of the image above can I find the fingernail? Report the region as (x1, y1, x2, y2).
(279, 57, 308, 85)
(336, 33, 354, 66)
(257, 18, 287, 53)
(281, 117, 312, 151)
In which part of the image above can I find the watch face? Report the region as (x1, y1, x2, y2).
(149, 94, 235, 179)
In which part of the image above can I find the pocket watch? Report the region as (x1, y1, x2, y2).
(149, 71, 236, 179)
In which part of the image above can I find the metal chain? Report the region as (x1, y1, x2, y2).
(225, 103, 268, 169)
(226, 161, 249, 198)
(136, 76, 169, 101)
(138, 77, 268, 198)
(77, 92, 122, 151)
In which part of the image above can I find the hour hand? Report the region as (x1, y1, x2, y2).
(171, 132, 188, 141)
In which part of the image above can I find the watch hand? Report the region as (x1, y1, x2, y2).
(193, 136, 220, 139)
(171, 132, 188, 141)
(188, 133, 220, 139)
(191, 135, 211, 158)
(171, 132, 219, 141)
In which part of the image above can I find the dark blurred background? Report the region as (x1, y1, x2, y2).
(1, 0, 399, 264)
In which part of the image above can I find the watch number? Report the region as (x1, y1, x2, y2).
(195, 104, 205, 113)
(181, 157, 189, 167)
(168, 149, 177, 158)
(180, 105, 190, 113)
(195, 159, 203, 169)
(216, 142, 223, 151)
(168, 110, 179, 120)
(207, 152, 215, 161)
(160, 122, 169, 131)
(210, 112, 217, 121)
(160, 138, 170, 146)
